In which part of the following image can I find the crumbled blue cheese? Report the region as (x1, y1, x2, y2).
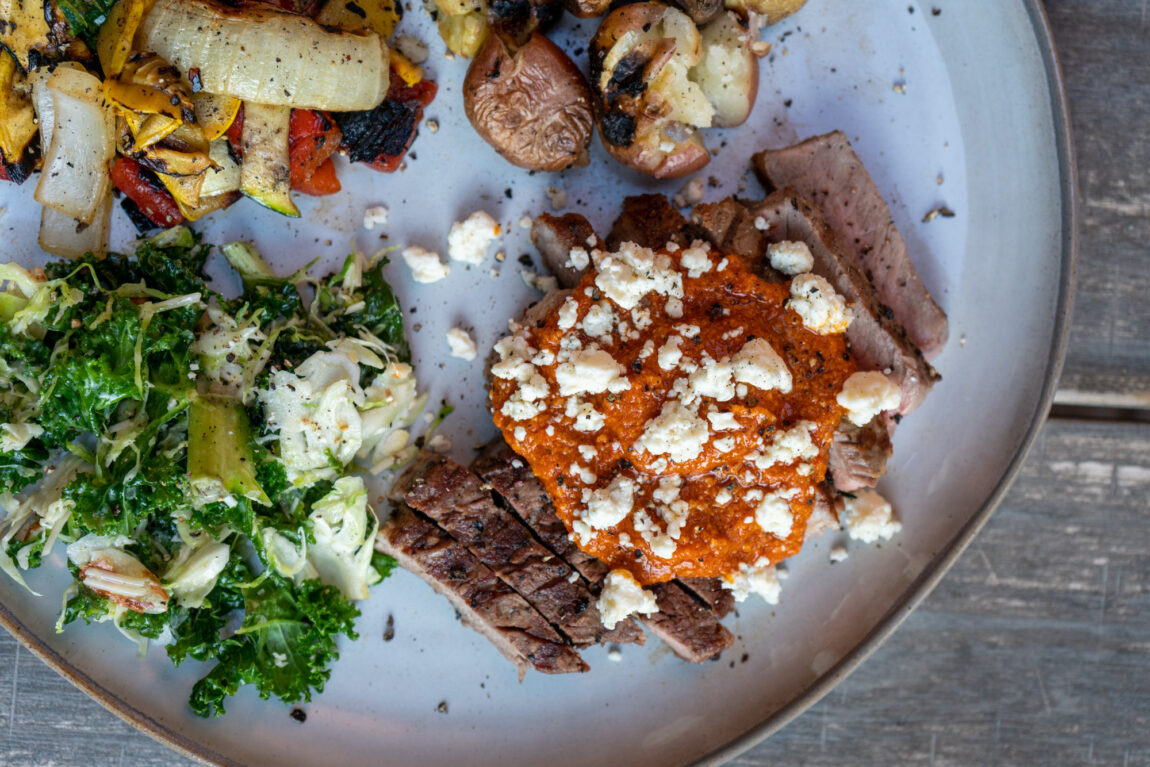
(581, 302, 616, 338)
(658, 336, 684, 371)
(491, 335, 550, 421)
(839, 489, 902, 543)
(634, 400, 710, 463)
(730, 338, 792, 394)
(707, 411, 739, 431)
(722, 557, 781, 604)
(445, 327, 477, 361)
(566, 397, 606, 432)
(555, 347, 629, 396)
(754, 488, 797, 538)
(447, 210, 500, 264)
(679, 241, 713, 278)
(585, 475, 637, 529)
(837, 371, 901, 426)
(750, 421, 818, 470)
(401, 245, 450, 284)
(557, 296, 580, 330)
(829, 545, 849, 563)
(597, 569, 659, 629)
(788, 274, 852, 334)
(362, 205, 389, 230)
(593, 242, 684, 311)
(767, 240, 814, 275)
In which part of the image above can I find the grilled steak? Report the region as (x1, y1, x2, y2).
(531, 213, 601, 289)
(689, 197, 770, 273)
(745, 189, 939, 416)
(806, 483, 840, 539)
(753, 131, 949, 360)
(473, 439, 732, 662)
(645, 582, 734, 663)
(605, 193, 692, 251)
(376, 505, 589, 677)
(678, 578, 735, 620)
(828, 416, 893, 492)
(398, 452, 635, 648)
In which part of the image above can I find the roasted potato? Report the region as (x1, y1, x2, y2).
(668, 0, 722, 26)
(464, 32, 594, 171)
(488, 0, 563, 43)
(590, 2, 714, 178)
(723, 0, 806, 24)
(562, 0, 610, 19)
(691, 10, 758, 127)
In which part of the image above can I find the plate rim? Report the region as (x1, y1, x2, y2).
(0, 0, 1079, 764)
(693, 0, 1080, 762)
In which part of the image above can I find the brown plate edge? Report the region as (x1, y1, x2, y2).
(0, 1, 1079, 765)
(691, 0, 1080, 764)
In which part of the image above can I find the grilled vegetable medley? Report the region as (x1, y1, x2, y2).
(0, 230, 426, 715)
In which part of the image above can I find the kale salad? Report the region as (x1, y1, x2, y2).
(0, 229, 427, 716)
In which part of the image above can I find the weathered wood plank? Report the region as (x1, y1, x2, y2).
(1045, 0, 1150, 407)
(2, 418, 1148, 765)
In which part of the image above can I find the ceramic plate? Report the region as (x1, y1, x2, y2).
(0, 0, 1075, 764)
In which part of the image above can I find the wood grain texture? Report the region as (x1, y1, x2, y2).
(1046, 0, 1150, 408)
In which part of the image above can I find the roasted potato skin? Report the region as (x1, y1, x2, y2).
(669, 0, 722, 26)
(464, 32, 594, 171)
(590, 2, 711, 179)
(724, 0, 806, 23)
(561, 0, 610, 18)
(488, 0, 563, 43)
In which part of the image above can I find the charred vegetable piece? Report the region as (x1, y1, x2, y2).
(669, 0, 722, 25)
(561, 0, 609, 19)
(335, 69, 437, 173)
(0, 53, 38, 171)
(239, 102, 298, 217)
(0, 0, 56, 70)
(464, 32, 593, 172)
(315, 0, 403, 41)
(137, 0, 391, 111)
(109, 156, 186, 229)
(104, 52, 197, 124)
(487, 0, 562, 44)
(288, 109, 342, 195)
(95, 0, 145, 76)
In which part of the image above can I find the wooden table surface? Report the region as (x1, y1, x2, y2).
(2, 0, 1148, 765)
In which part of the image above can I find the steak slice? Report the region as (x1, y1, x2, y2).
(606, 194, 692, 250)
(398, 452, 633, 648)
(678, 577, 735, 620)
(646, 582, 734, 663)
(806, 482, 840, 539)
(472, 439, 731, 661)
(531, 213, 601, 289)
(745, 189, 939, 416)
(753, 131, 949, 360)
(828, 416, 893, 492)
(689, 197, 769, 274)
(376, 506, 589, 677)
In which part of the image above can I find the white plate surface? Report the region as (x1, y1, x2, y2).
(0, 1, 1074, 765)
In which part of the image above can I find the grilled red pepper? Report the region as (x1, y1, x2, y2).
(109, 156, 184, 229)
(335, 69, 438, 174)
(289, 109, 342, 195)
(0, 165, 8, 182)
(225, 106, 244, 160)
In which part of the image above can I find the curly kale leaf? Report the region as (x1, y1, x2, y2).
(319, 256, 409, 361)
(63, 444, 188, 537)
(189, 575, 359, 717)
(47, 229, 212, 299)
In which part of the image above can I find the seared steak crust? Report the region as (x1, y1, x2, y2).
(828, 416, 893, 492)
(753, 131, 949, 360)
(473, 439, 732, 661)
(605, 193, 692, 251)
(377, 506, 589, 676)
(399, 452, 633, 648)
(531, 213, 601, 289)
(745, 189, 939, 415)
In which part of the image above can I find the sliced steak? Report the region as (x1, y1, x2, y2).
(531, 213, 602, 289)
(398, 452, 633, 648)
(473, 439, 730, 661)
(829, 416, 893, 492)
(645, 582, 734, 663)
(689, 197, 769, 273)
(606, 194, 692, 250)
(753, 131, 949, 360)
(376, 505, 589, 677)
(678, 577, 735, 620)
(745, 189, 939, 415)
